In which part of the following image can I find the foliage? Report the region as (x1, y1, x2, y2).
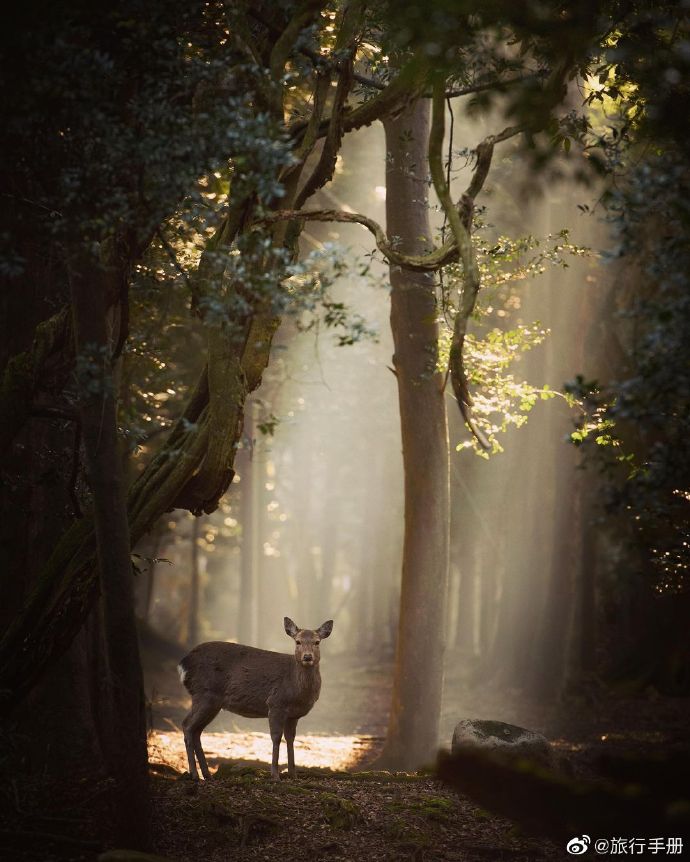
(439, 231, 587, 455)
(459, 325, 554, 455)
(566, 152, 690, 596)
(552, 2, 690, 596)
(381, 0, 606, 164)
(3, 3, 289, 256)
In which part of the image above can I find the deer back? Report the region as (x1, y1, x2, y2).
(178, 641, 321, 719)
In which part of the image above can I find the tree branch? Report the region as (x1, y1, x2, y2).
(156, 228, 191, 290)
(273, 21, 541, 101)
(256, 207, 463, 271)
(289, 51, 431, 142)
(269, 0, 325, 84)
(443, 72, 543, 99)
(464, 124, 525, 202)
(293, 1, 364, 209)
(429, 77, 489, 450)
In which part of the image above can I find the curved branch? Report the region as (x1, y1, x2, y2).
(429, 77, 489, 450)
(256, 207, 462, 272)
(352, 69, 543, 99)
(465, 124, 524, 201)
(269, 122, 524, 277)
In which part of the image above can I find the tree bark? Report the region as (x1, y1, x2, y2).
(318, 490, 341, 621)
(68, 251, 150, 849)
(527, 461, 577, 699)
(187, 516, 201, 648)
(576, 483, 598, 676)
(376, 98, 450, 770)
(238, 406, 259, 644)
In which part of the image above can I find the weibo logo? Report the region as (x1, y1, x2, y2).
(566, 835, 591, 855)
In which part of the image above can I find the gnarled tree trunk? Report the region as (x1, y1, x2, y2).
(69, 249, 150, 848)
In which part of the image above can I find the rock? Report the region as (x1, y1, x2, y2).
(451, 719, 553, 767)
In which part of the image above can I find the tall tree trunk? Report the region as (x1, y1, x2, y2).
(376, 99, 450, 770)
(477, 531, 503, 671)
(454, 558, 477, 656)
(238, 416, 257, 645)
(356, 478, 377, 650)
(527, 461, 578, 698)
(143, 542, 159, 625)
(318, 490, 341, 621)
(576, 483, 598, 676)
(69, 251, 150, 849)
(187, 516, 201, 648)
(254, 449, 269, 646)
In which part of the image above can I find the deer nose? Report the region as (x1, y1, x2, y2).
(303, 654, 313, 662)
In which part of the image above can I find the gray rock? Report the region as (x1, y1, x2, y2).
(451, 719, 554, 767)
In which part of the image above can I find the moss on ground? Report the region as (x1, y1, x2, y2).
(150, 763, 558, 861)
(320, 793, 362, 829)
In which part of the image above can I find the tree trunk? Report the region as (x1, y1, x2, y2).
(357, 479, 377, 650)
(318, 491, 341, 621)
(187, 516, 201, 648)
(527, 462, 578, 699)
(376, 99, 450, 770)
(455, 558, 477, 656)
(576, 485, 598, 676)
(68, 251, 150, 849)
(143, 541, 160, 624)
(237, 417, 258, 645)
(238, 401, 272, 645)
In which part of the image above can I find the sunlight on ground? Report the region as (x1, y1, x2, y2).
(149, 729, 376, 773)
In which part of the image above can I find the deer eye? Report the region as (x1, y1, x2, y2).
(296, 640, 301, 645)
(315, 640, 320, 645)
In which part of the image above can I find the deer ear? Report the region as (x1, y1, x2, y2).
(284, 617, 299, 638)
(316, 620, 333, 639)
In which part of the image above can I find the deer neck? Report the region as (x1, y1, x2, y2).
(293, 661, 321, 694)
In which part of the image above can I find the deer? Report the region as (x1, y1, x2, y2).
(177, 616, 333, 781)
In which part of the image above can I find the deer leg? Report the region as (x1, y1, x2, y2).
(182, 697, 221, 780)
(268, 710, 286, 781)
(182, 715, 198, 779)
(284, 716, 298, 779)
(194, 733, 213, 781)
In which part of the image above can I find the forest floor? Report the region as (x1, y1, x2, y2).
(3, 650, 688, 862)
(139, 649, 689, 862)
(148, 761, 565, 862)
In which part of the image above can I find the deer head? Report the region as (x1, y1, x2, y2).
(284, 617, 333, 667)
